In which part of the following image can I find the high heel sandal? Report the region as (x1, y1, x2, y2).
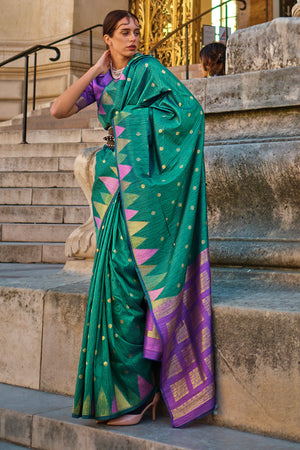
(106, 392, 160, 426)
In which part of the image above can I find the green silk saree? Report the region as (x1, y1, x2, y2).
(72, 54, 215, 427)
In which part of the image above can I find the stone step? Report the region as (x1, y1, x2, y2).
(0, 264, 299, 442)
(0, 157, 75, 173)
(0, 243, 66, 264)
(0, 103, 97, 132)
(0, 188, 87, 206)
(31, 188, 88, 205)
(0, 206, 89, 223)
(0, 143, 98, 158)
(1, 223, 80, 243)
(0, 172, 78, 188)
(0, 128, 106, 144)
(0, 383, 298, 450)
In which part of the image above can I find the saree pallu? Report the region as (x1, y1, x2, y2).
(73, 54, 215, 427)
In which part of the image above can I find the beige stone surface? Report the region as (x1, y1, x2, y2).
(63, 206, 90, 223)
(0, 188, 32, 205)
(0, 0, 72, 42)
(226, 18, 300, 74)
(0, 243, 42, 263)
(204, 107, 300, 142)
(0, 131, 23, 144)
(40, 291, 87, 395)
(0, 143, 86, 158)
(0, 101, 22, 122)
(209, 307, 300, 441)
(81, 128, 106, 143)
(0, 79, 23, 99)
(0, 287, 44, 389)
(27, 129, 82, 144)
(63, 259, 94, 273)
(58, 157, 76, 171)
(0, 205, 63, 223)
(42, 243, 66, 264)
(32, 187, 87, 205)
(0, 172, 77, 188)
(0, 409, 32, 447)
(185, 67, 300, 113)
(0, 156, 59, 172)
(2, 223, 78, 243)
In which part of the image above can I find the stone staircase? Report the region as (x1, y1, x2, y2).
(0, 19, 299, 449)
(0, 104, 106, 264)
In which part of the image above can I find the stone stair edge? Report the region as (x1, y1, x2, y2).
(0, 383, 299, 450)
(0, 128, 106, 145)
(0, 265, 299, 441)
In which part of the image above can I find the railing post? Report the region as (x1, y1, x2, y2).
(33, 52, 37, 111)
(22, 55, 29, 144)
(90, 30, 93, 67)
(185, 24, 189, 80)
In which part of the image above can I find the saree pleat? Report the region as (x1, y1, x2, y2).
(72, 147, 155, 420)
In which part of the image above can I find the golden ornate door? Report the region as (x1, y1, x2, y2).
(129, 0, 201, 66)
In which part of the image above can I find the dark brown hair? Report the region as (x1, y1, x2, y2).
(103, 10, 139, 37)
(199, 42, 226, 76)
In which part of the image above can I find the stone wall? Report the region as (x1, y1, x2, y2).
(226, 17, 300, 74)
(0, 0, 127, 121)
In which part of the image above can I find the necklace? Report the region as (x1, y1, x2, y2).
(110, 62, 125, 80)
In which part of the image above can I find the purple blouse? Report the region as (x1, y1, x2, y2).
(75, 71, 113, 112)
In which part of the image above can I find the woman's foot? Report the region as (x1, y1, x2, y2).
(106, 392, 160, 426)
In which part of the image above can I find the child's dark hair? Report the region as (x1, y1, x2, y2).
(199, 42, 226, 76)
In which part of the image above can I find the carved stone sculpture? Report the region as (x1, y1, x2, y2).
(65, 147, 98, 260)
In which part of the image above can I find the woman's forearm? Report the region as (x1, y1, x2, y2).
(50, 50, 111, 119)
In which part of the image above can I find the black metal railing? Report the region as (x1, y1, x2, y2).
(149, 0, 246, 80)
(0, 24, 103, 143)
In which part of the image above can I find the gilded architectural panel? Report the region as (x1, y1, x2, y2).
(130, 0, 201, 66)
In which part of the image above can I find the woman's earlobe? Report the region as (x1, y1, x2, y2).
(103, 35, 111, 47)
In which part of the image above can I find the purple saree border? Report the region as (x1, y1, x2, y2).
(144, 248, 215, 427)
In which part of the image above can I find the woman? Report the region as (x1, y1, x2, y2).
(200, 42, 226, 77)
(51, 9, 215, 428)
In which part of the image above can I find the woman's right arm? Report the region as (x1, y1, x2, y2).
(50, 50, 111, 119)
